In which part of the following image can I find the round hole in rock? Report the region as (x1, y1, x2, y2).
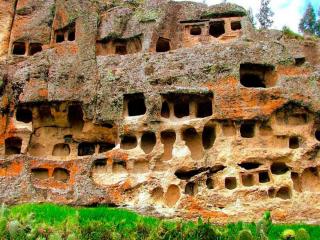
(141, 132, 156, 154)
(225, 177, 237, 190)
(161, 130, 176, 161)
(185, 182, 197, 196)
(271, 162, 289, 175)
(202, 125, 215, 149)
(151, 187, 164, 202)
(16, 107, 32, 123)
(182, 128, 203, 160)
(120, 135, 137, 150)
(276, 186, 291, 200)
(164, 184, 180, 207)
(53, 168, 70, 183)
(52, 143, 70, 156)
(206, 178, 214, 189)
(190, 26, 202, 35)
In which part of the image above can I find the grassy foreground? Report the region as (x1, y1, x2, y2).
(0, 203, 318, 239)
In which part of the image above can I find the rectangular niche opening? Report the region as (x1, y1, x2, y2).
(259, 171, 270, 183)
(231, 21, 242, 30)
(221, 121, 236, 136)
(29, 43, 42, 56)
(12, 42, 26, 55)
(120, 135, 137, 150)
(98, 142, 115, 153)
(156, 37, 170, 52)
(133, 161, 149, 174)
(209, 20, 225, 38)
(190, 26, 202, 35)
(53, 168, 70, 183)
(225, 177, 237, 190)
(52, 143, 70, 156)
(289, 136, 300, 149)
(115, 42, 127, 55)
(196, 98, 213, 118)
(124, 93, 146, 117)
(112, 161, 127, 174)
(242, 174, 254, 187)
(55, 32, 65, 43)
(240, 122, 255, 138)
(68, 25, 76, 41)
(240, 63, 276, 88)
(78, 142, 95, 156)
(5, 137, 22, 155)
(31, 168, 49, 180)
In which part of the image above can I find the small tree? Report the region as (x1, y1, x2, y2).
(316, 7, 320, 36)
(299, 3, 316, 35)
(247, 7, 256, 28)
(256, 0, 274, 29)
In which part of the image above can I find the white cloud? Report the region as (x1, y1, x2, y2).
(174, 0, 305, 33)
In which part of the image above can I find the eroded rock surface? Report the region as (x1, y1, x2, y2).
(0, 0, 320, 223)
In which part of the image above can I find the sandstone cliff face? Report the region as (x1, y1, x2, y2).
(0, 0, 320, 223)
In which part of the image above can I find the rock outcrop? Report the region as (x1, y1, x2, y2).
(0, 0, 320, 223)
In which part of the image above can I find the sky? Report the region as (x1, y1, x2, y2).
(175, 0, 320, 33)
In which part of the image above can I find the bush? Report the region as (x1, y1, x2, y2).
(281, 229, 296, 240)
(283, 26, 304, 40)
(296, 228, 310, 240)
(237, 229, 254, 240)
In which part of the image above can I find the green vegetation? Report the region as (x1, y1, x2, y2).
(134, 9, 159, 23)
(0, 204, 320, 239)
(282, 26, 304, 40)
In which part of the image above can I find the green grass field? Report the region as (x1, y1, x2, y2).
(0, 203, 318, 239)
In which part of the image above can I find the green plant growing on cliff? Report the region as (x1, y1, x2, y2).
(47, 4, 56, 27)
(281, 229, 296, 240)
(296, 228, 310, 240)
(256, 211, 272, 240)
(135, 9, 159, 23)
(237, 229, 254, 240)
(282, 26, 304, 40)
